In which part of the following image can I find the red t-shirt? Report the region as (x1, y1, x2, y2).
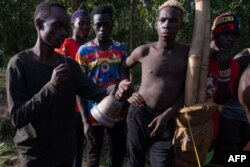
(207, 58, 240, 138)
(207, 59, 239, 101)
(55, 38, 80, 59)
(55, 38, 81, 112)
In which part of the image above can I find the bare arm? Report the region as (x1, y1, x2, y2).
(116, 46, 144, 101)
(76, 96, 94, 141)
(238, 66, 250, 124)
(120, 46, 143, 80)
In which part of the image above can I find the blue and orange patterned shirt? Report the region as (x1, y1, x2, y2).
(76, 39, 127, 125)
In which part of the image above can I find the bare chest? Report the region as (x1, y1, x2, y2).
(141, 53, 187, 77)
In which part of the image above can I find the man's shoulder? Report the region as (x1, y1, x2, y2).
(80, 40, 96, 49)
(78, 41, 95, 54)
(111, 39, 126, 49)
(136, 43, 153, 50)
(7, 50, 29, 68)
(10, 50, 29, 61)
(64, 38, 75, 44)
(63, 38, 78, 48)
(130, 43, 153, 58)
(111, 39, 123, 46)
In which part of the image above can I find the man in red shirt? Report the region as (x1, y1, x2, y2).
(207, 12, 244, 166)
(55, 9, 90, 59)
(55, 9, 90, 167)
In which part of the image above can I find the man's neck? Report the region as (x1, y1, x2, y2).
(72, 34, 86, 45)
(30, 40, 60, 66)
(94, 38, 111, 50)
(156, 39, 176, 50)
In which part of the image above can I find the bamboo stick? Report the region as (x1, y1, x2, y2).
(197, 0, 210, 103)
(185, 0, 210, 106)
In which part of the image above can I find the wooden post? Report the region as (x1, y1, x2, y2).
(198, 0, 210, 103)
(185, 0, 210, 106)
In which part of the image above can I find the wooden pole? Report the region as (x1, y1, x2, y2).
(129, 0, 135, 82)
(185, 0, 210, 106)
(198, 0, 210, 103)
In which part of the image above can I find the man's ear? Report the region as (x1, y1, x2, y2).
(35, 18, 44, 30)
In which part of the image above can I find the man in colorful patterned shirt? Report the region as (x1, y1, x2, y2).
(75, 4, 128, 167)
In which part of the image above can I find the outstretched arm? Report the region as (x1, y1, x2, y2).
(116, 46, 143, 100)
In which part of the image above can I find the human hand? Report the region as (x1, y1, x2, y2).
(115, 79, 133, 101)
(148, 113, 168, 138)
(128, 92, 145, 108)
(83, 123, 95, 144)
(50, 64, 70, 89)
(217, 49, 231, 69)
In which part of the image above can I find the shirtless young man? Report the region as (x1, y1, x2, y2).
(118, 1, 189, 166)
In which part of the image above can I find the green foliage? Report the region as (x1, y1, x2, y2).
(0, 113, 17, 165)
(0, 142, 18, 167)
(1, 0, 249, 62)
(210, 0, 250, 54)
(203, 149, 214, 166)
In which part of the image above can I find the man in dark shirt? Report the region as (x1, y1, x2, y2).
(6, 1, 130, 167)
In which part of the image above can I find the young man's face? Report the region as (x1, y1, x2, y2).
(92, 13, 113, 42)
(214, 31, 239, 51)
(73, 16, 91, 39)
(39, 6, 69, 48)
(156, 7, 182, 41)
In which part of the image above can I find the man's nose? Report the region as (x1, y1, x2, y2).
(163, 20, 170, 28)
(227, 33, 238, 41)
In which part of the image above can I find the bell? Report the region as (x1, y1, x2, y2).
(90, 95, 123, 128)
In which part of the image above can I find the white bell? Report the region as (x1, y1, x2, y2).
(90, 95, 123, 128)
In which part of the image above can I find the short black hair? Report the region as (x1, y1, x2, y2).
(34, 0, 66, 21)
(91, 4, 113, 19)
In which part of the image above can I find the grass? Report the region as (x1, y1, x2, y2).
(0, 69, 6, 95)
(0, 68, 18, 167)
(0, 142, 18, 167)
(0, 117, 18, 167)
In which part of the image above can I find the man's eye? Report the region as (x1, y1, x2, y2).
(170, 19, 179, 23)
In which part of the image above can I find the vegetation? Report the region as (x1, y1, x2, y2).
(1, 0, 250, 67)
(0, 0, 250, 166)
